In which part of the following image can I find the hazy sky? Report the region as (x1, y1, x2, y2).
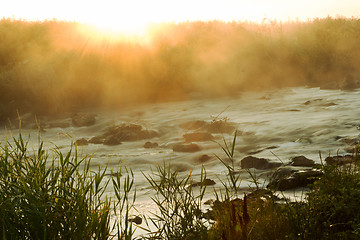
(2, 0, 360, 33)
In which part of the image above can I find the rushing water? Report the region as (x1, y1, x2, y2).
(2, 86, 360, 228)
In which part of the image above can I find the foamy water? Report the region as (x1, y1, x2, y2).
(2, 86, 360, 234)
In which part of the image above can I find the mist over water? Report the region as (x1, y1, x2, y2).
(1, 18, 360, 121)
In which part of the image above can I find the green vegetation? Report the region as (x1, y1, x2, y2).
(0, 132, 111, 239)
(1, 131, 360, 239)
(0, 132, 137, 239)
(1, 17, 360, 121)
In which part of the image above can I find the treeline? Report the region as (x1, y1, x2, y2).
(1, 17, 360, 120)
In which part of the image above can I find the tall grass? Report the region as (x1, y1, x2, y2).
(144, 164, 208, 239)
(0, 132, 111, 239)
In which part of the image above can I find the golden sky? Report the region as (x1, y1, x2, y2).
(2, 0, 360, 34)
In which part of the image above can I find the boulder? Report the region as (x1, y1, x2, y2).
(267, 168, 323, 191)
(75, 138, 88, 146)
(325, 155, 354, 165)
(183, 132, 214, 142)
(173, 143, 201, 152)
(144, 141, 159, 148)
(103, 135, 122, 146)
(72, 113, 96, 127)
(240, 156, 282, 170)
(89, 124, 158, 145)
(88, 136, 103, 144)
(196, 154, 213, 163)
(290, 156, 315, 167)
(129, 216, 142, 225)
(191, 178, 216, 187)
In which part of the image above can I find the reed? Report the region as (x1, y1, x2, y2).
(143, 164, 208, 239)
(0, 132, 111, 239)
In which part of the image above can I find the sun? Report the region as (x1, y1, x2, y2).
(84, 17, 150, 38)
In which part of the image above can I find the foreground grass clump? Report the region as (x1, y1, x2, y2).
(207, 134, 360, 240)
(0, 133, 111, 239)
(301, 164, 360, 239)
(208, 164, 360, 240)
(144, 165, 208, 239)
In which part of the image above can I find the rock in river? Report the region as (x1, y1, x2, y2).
(290, 156, 315, 167)
(191, 178, 216, 187)
(173, 143, 201, 152)
(267, 167, 323, 191)
(72, 113, 96, 127)
(240, 156, 282, 170)
(89, 123, 158, 145)
(325, 155, 355, 165)
(75, 138, 88, 146)
(144, 141, 159, 148)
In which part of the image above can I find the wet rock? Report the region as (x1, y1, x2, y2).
(191, 178, 216, 187)
(290, 156, 315, 167)
(88, 136, 103, 144)
(325, 155, 355, 165)
(75, 138, 88, 146)
(103, 135, 122, 146)
(183, 132, 214, 142)
(270, 166, 296, 181)
(90, 124, 158, 145)
(240, 156, 282, 170)
(104, 124, 158, 141)
(196, 154, 213, 163)
(129, 216, 142, 225)
(267, 168, 323, 191)
(72, 113, 96, 127)
(144, 141, 159, 148)
(173, 143, 201, 152)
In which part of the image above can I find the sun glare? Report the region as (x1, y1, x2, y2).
(2, 0, 360, 43)
(83, 17, 150, 38)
